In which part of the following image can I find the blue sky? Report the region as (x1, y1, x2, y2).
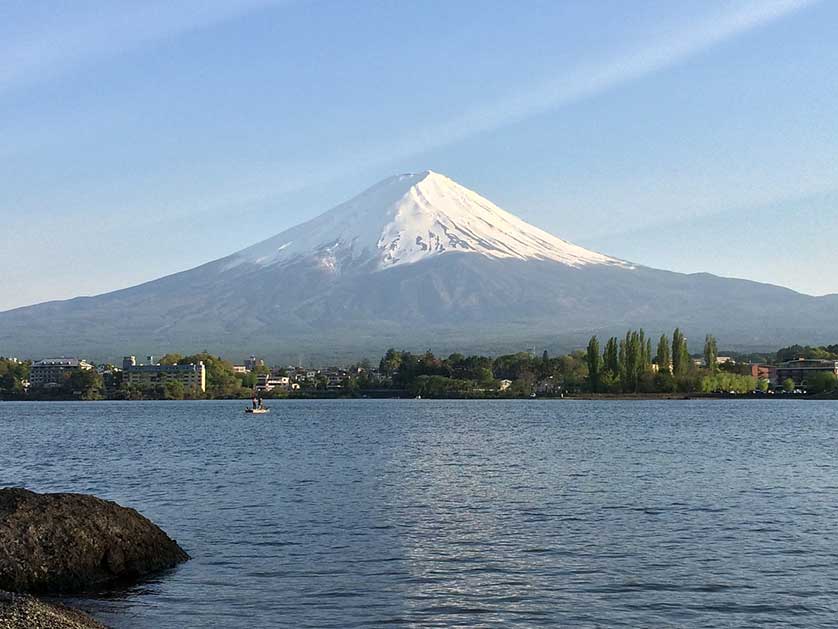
(1, 0, 836, 310)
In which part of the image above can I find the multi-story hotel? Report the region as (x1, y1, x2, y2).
(123, 358, 206, 393)
(29, 358, 94, 388)
(776, 359, 838, 387)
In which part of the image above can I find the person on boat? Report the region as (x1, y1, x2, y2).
(251, 396, 258, 410)
(257, 395, 264, 410)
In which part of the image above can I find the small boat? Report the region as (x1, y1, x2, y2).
(246, 395, 269, 414)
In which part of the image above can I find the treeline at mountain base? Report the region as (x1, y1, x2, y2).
(2, 332, 837, 400)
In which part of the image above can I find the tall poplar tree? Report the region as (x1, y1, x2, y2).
(704, 335, 718, 372)
(603, 337, 620, 376)
(672, 328, 689, 377)
(656, 334, 671, 373)
(586, 336, 602, 392)
(618, 338, 627, 391)
(621, 330, 641, 392)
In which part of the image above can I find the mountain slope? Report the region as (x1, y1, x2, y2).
(1, 171, 836, 361)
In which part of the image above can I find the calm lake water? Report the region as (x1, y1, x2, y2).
(1, 400, 837, 628)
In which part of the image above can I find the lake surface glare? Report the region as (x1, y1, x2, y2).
(2, 399, 837, 628)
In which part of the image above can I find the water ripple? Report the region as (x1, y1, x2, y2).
(2, 399, 838, 628)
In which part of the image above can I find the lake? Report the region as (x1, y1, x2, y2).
(1, 400, 837, 627)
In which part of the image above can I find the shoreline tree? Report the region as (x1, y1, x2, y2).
(704, 335, 718, 373)
(586, 336, 602, 392)
(672, 328, 689, 378)
(656, 335, 671, 373)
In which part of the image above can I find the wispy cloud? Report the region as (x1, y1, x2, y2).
(188, 0, 819, 214)
(382, 0, 818, 162)
(1, 0, 818, 232)
(0, 0, 289, 95)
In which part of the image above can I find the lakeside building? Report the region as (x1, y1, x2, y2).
(232, 365, 248, 374)
(776, 359, 838, 387)
(124, 359, 206, 393)
(325, 369, 348, 389)
(244, 355, 264, 372)
(255, 374, 300, 393)
(298, 369, 318, 383)
(693, 356, 735, 368)
(749, 364, 778, 386)
(29, 358, 94, 388)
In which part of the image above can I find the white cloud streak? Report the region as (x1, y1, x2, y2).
(0, 0, 819, 229)
(383, 0, 818, 161)
(0, 0, 290, 94)
(188, 0, 819, 214)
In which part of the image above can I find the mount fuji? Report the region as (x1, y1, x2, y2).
(230, 171, 629, 272)
(2, 170, 836, 361)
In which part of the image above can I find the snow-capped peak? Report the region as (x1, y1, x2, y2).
(231, 170, 630, 272)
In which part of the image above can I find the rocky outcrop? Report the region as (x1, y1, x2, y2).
(0, 591, 105, 628)
(0, 488, 189, 594)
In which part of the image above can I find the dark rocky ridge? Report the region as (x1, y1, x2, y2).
(0, 488, 189, 594)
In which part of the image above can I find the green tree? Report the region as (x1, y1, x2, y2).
(554, 352, 588, 392)
(656, 334, 671, 373)
(163, 380, 185, 400)
(379, 349, 403, 379)
(409, 375, 476, 398)
(620, 330, 644, 393)
(158, 353, 185, 365)
(600, 370, 622, 393)
(0, 358, 30, 397)
(704, 335, 718, 372)
(476, 367, 495, 386)
(175, 353, 244, 398)
(64, 369, 103, 400)
(672, 328, 689, 378)
(586, 336, 602, 392)
(654, 369, 677, 393)
(603, 337, 620, 377)
(618, 337, 627, 391)
(776, 344, 838, 362)
(807, 371, 838, 394)
(783, 377, 796, 392)
(700, 372, 756, 394)
(637, 329, 648, 367)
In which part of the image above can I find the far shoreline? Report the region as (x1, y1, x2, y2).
(2, 392, 835, 402)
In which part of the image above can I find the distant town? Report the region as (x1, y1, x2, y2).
(1, 329, 838, 401)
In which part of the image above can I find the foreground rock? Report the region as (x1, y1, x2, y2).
(0, 591, 105, 628)
(0, 488, 189, 594)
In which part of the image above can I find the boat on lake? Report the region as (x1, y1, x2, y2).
(246, 395, 269, 414)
